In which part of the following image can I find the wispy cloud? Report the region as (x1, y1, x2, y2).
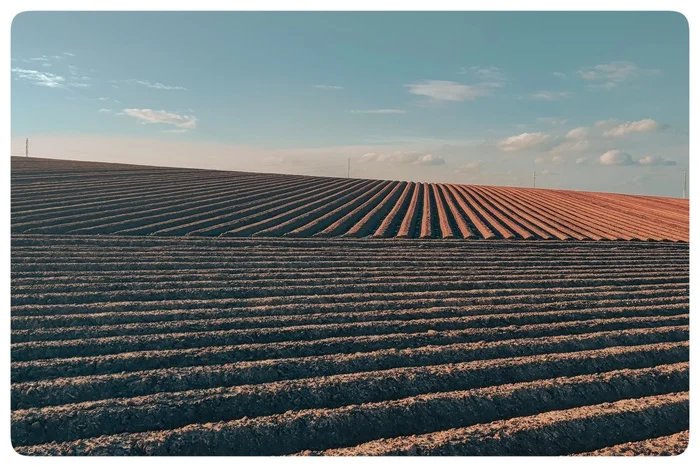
(67, 76, 91, 88)
(553, 72, 567, 78)
(411, 67, 505, 104)
(130, 79, 187, 91)
(63, 52, 76, 57)
(11, 68, 65, 88)
(498, 132, 550, 152)
(525, 90, 572, 101)
(28, 56, 49, 62)
(122, 109, 197, 130)
(98, 108, 112, 113)
(551, 156, 564, 165)
(406, 80, 500, 102)
(360, 151, 445, 166)
(98, 97, 120, 104)
(454, 161, 482, 173)
(458, 65, 506, 83)
(577, 61, 659, 89)
(602, 118, 662, 137)
(537, 117, 568, 126)
(551, 139, 590, 154)
(349, 109, 406, 114)
(313, 84, 344, 90)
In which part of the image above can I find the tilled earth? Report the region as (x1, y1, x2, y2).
(11, 156, 688, 241)
(11, 235, 689, 455)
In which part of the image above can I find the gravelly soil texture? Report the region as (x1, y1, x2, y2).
(11, 235, 689, 456)
(11, 157, 688, 241)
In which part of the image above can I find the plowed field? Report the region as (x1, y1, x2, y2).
(11, 235, 689, 455)
(11, 157, 688, 241)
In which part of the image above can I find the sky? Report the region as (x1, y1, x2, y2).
(10, 11, 689, 197)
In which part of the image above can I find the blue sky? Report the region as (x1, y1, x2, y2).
(11, 11, 689, 196)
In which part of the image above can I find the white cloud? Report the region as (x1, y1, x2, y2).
(11, 68, 65, 88)
(454, 160, 482, 173)
(595, 119, 619, 128)
(28, 56, 49, 62)
(603, 118, 660, 137)
(406, 80, 500, 102)
(130, 79, 187, 91)
(122, 109, 197, 130)
(553, 72, 567, 78)
(600, 150, 635, 166)
(551, 155, 564, 164)
(313, 84, 344, 90)
(63, 52, 76, 57)
(416, 154, 446, 166)
(576, 157, 589, 165)
(349, 109, 406, 114)
(98, 108, 111, 113)
(98, 97, 110, 101)
(41, 62, 52, 68)
(498, 132, 550, 152)
(526, 90, 572, 101)
(599, 150, 677, 167)
(638, 155, 677, 166)
(360, 151, 445, 166)
(534, 156, 546, 164)
(566, 127, 589, 140)
(577, 61, 658, 89)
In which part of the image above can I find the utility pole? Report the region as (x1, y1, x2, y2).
(533, 170, 536, 188)
(25, 138, 29, 158)
(683, 169, 687, 199)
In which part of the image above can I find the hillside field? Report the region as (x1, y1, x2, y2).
(12, 157, 688, 241)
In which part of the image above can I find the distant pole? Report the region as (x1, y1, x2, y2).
(683, 169, 687, 199)
(533, 171, 536, 188)
(347, 158, 350, 178)
(25, 138, 29, 158)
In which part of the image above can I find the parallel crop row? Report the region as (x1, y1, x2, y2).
(12, 157, 688, 241)
(11, 236, 689, 455)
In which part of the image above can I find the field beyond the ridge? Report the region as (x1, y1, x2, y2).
(11, 157, 688, 241)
